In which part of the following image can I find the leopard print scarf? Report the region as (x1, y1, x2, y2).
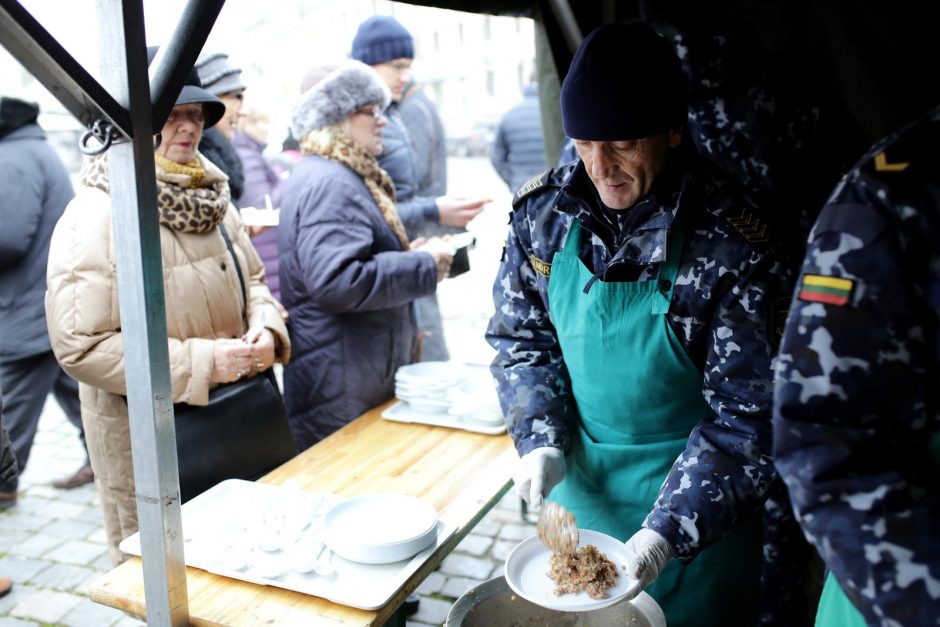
(300, 127, 410, 250)
(80, 152, 231, 233)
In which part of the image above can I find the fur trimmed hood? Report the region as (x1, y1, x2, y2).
(291, 60, 391, 137)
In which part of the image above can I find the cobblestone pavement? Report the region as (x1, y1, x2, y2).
(0, 157, 537, 626)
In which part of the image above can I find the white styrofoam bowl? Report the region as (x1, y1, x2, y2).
(323, 494, 439, 565)
(396, 361, 463, 384)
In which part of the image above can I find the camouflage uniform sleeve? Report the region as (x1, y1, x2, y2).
(645, 224, 789, 560)
(485, 200, 576, 456)
(774, 183, 940, 624)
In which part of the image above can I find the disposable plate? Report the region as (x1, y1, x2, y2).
(323, 493, 439, 564)
(504, 529, 638, 612)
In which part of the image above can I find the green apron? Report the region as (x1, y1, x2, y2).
(814, 431, 940, 626)
(547, 216, 762, 626)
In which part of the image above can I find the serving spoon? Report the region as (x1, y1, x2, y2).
(536, 500, 578, 555)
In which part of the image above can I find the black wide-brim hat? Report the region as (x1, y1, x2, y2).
(148, 47, 225, 129)
(174, 81, 225, 128)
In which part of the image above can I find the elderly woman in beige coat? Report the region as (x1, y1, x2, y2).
(45, 64, 290, 565)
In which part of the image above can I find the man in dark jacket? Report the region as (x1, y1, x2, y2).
(487, 25, 797, 625)
(351, 15, 489, 361)
(491, 81, 548, 193)
(774, 105, 940, 627)
(398, 79, 447, 199)
(0, 96, 90, 504)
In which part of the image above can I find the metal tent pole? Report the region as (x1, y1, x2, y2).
(546, 0, 583, 54)
(95, 1, 188, 624)
(1, 0, 224, 623)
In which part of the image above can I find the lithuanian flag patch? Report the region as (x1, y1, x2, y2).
(798, 274, 854, 306)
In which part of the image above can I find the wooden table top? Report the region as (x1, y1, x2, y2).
(89, 400, 518, 626)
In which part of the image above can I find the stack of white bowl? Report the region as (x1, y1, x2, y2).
(446, 370, 504, 427)
(395, 361, 461, 414)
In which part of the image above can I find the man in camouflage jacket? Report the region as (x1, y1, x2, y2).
(487, 23, 797, 625)
(774, 105, 940, 626)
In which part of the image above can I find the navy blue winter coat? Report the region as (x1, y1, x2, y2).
(377, 106, 439, 236)
(0, 123, 74, 360)
(278, 155, 438, 449)
(491, 85, 547, 192)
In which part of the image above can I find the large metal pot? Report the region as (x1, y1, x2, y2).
(446, 576, 667, 626)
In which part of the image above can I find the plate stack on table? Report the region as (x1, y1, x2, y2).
(446, 370, 503, 427)
(385, 362, 506, 434)
(395, 361, 458, 415)
(117, 480, 457, 611)
(323, 494, 439, 564)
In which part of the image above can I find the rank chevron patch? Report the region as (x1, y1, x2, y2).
(725, 208, 769, 243)
(874, 151, 910, 172)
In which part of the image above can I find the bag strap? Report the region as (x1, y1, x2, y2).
(219, 224, 249, 330)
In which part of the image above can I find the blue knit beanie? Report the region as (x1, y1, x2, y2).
(561, 23, 687, 141)
(351, 15, 414, 65)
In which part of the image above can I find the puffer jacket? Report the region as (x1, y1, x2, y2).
(490, 85, 548, 193)
(45, 153, 290, 562)
(279, 154, 438, 450)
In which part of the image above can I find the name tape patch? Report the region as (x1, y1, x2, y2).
(530, 254, 551, 277)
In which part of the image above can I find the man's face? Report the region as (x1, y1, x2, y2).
(574, 130, 682, 210)
(372, 58, 412, 102)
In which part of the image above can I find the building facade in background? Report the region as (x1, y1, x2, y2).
(1, 0, 537, 166)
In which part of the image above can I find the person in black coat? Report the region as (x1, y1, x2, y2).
(195, 52, 246, 204)
(0, 96, 90, 503)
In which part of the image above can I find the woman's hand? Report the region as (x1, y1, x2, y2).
(243, 327, 276, 372)
(411, 239, 453, 282)
(210, 338, 256, 382)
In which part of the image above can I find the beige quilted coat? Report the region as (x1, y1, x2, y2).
(45, 155, 290, 564)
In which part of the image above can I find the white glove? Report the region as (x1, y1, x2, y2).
(513, 447, 565, 506)
(623, 528, 674, 599)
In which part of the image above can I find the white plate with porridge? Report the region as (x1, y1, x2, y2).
(504, 529, 638, 612)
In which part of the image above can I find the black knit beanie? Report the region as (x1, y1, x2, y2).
(561, 23, 688, 141)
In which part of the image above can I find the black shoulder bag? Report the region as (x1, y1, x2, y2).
(173, 225, 297, 503)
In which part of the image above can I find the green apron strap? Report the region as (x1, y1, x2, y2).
(651, 208, 687, 315)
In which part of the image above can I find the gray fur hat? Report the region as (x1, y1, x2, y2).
(291, 60, 390, 137)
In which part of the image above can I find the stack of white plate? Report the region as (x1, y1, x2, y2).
(447, 370, 504, 427)
(322, 493, 439, 564)
(395, 361, 462, 414)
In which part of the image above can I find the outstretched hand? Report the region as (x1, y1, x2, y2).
(435, 196, 490, 228)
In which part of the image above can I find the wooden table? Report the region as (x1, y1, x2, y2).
(89, 400, 518, 626)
